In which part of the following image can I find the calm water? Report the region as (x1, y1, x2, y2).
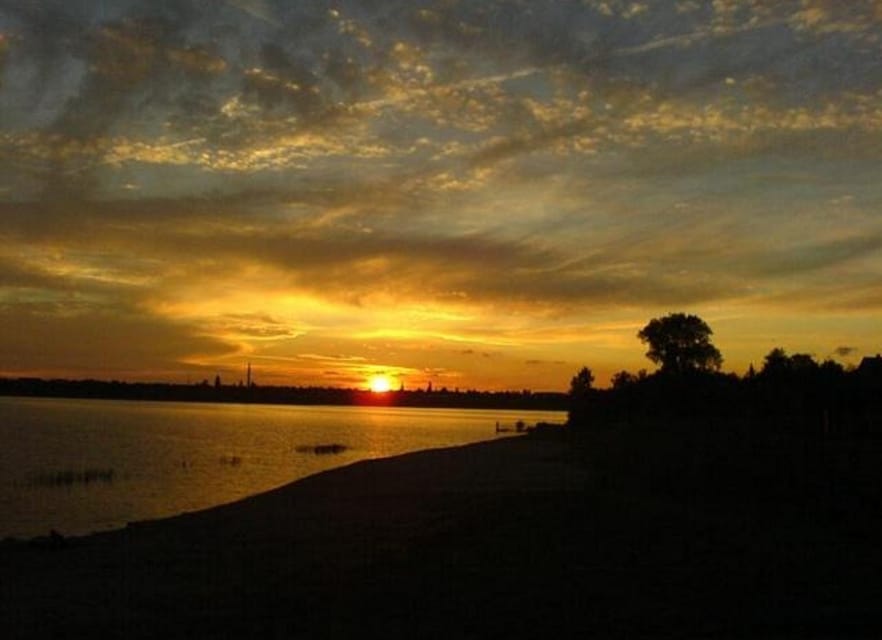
(0, 396, 564, 539)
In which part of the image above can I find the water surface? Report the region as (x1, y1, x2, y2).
(0, 396, 563, 539)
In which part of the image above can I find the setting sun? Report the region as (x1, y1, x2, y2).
(368, 375, 393, 393)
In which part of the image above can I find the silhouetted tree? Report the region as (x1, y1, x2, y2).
(819, 359, 844, 378)
(756, 349, 854, 432)
(610, 369, 648, 390)
(568, 367, 594, 427)
(570, 367, 593, 397)
(637, 313, 722, 375)
(761, 348, 791, 377)
(610, 370, 637, 390)
(790, 353, 819, 374)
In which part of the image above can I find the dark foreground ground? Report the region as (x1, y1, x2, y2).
(2, 426, 881, 638)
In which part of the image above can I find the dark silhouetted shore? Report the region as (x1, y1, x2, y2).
(0, 377, 567, 411)
(3, 427, 881, 638)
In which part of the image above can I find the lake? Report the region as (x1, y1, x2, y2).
(0, 396, 564, 539)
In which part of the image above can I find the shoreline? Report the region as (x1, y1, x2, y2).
(5, 433, 539, 545)
(3, 429, 882, 638)
(2, 434, 583, 638)
(0, 398, 566, 542)
(0, 379, 569, 412)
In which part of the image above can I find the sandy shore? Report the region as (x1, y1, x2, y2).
(2, 430, 881, 638)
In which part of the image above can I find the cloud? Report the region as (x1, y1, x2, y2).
(745, 234, 882, 278)
(5, 0, 882, 200)
(295, 354, 367, 363)
(0, 31, 8, 84)
(2, 148, 880, 324)
(2, 0, 882, 385)
(0, 306, 235, 378)
(525, 359, 567, 366)
(226, 0, 281, 27)
(207, 313, 301, 340)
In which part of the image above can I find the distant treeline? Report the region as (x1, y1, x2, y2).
(570, 350, 882, 436)
(567, 313, 882, 436)
(0, 377, 568, 412)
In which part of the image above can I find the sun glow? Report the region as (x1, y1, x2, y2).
(368, 375, 393, 393)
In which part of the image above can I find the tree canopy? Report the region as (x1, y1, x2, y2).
(567, 367, 594, 426)
(569, 366, 594, 397)
(637, 313, 722, 374)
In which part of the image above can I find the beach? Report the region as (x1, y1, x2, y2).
(3, 429, 881, 638)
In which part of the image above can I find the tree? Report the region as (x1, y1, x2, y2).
(570, 366, 594, 396)
(637, 313, 722, 374)
(760, 349, 819, 378)
(610, 369, 647, 390)
(761, 347, 790, 377)
(567, 367, 594, 427)
(610, 370, 637, 390)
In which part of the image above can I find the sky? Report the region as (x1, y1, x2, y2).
(1, 0, 881, 391)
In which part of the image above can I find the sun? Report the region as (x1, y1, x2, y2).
(368, 375, 392, 393)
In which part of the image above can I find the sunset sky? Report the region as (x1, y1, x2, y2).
(1, 1, 881, 390)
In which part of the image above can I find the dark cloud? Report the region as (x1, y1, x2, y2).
(835, 346, 857, 358)
(0, 6, 232, 197)
(216, 313, 298, 338)
(459, 349, 496, 358)
(750, 275, 882, 313)
(468, 116, 594, 169)
(241, 43, 323, 116)
(0, 183, 876, 316)
(0, 255, 69, 291)
(0, 306, 234, 375)
(2, 0, 881, 382)
(0, 32, 8, 85)
(0, 251, 151, 312)
(747, 234, 882, 278)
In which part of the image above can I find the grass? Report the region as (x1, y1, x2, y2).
(295, 443, 348, 455)
(29, 468, 115, 487)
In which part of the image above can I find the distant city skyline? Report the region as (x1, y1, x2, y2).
(1, 1, 881, 390)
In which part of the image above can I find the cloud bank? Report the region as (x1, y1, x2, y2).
(1, 1, 880, 387)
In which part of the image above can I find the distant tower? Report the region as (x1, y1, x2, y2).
(246, 362, 252, 388)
